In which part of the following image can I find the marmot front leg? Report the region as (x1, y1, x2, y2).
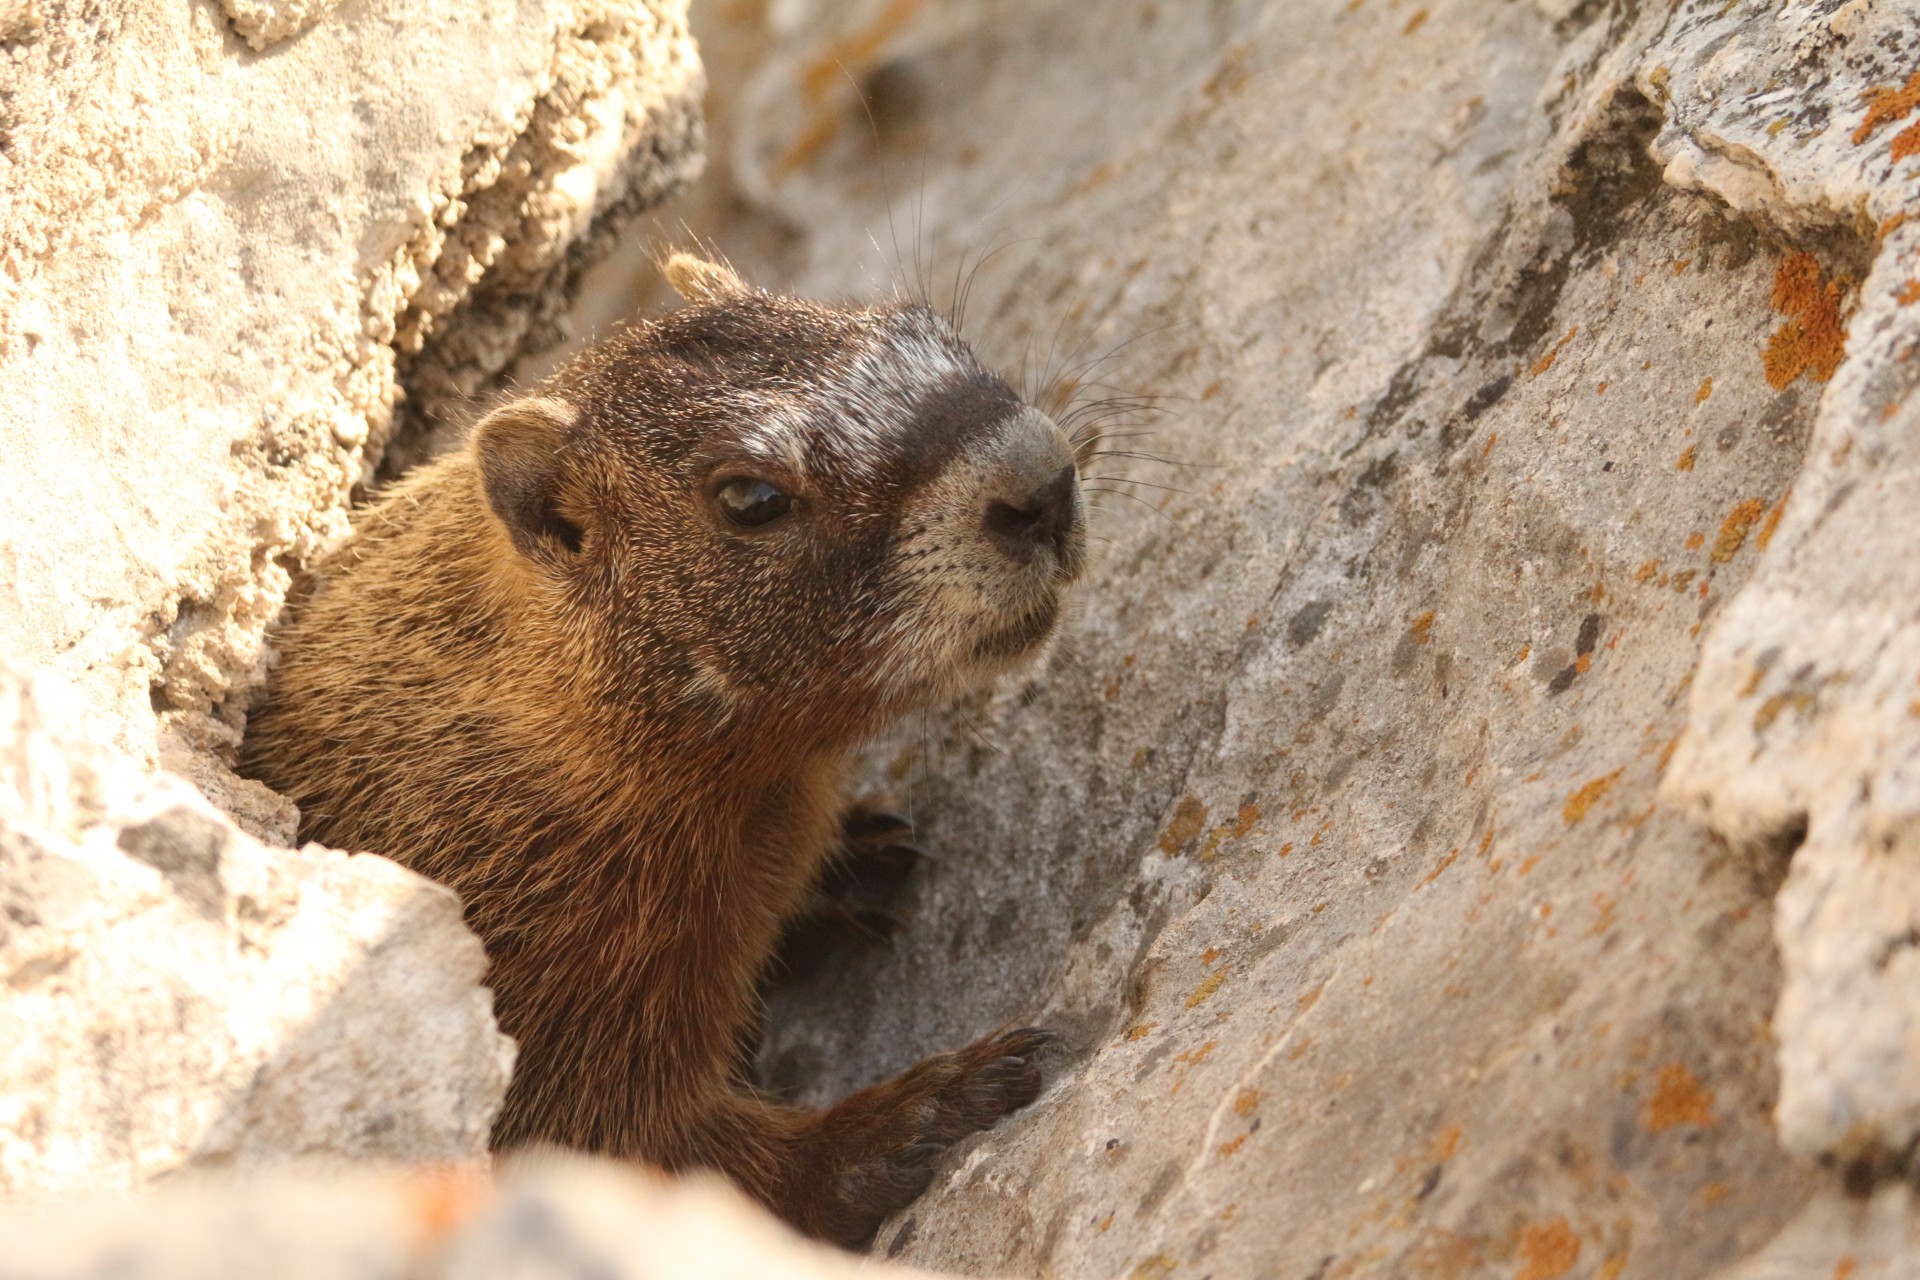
(711, 1026, 1051, 1250)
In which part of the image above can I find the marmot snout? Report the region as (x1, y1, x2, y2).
(242, 254, 1085, 1248)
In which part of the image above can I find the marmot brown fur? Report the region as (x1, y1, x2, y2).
(241, 254, 1086, 1248)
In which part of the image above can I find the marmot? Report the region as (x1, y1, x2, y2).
(242, 254, 1086, 1248)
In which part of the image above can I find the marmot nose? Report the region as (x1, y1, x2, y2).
(982, 464, 1079, 565)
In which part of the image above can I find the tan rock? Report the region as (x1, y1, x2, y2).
(0, 666, 513, 1200)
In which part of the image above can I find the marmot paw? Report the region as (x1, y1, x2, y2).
(802, 1026, 1052, 1247)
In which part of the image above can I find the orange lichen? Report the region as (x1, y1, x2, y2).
(1711, 498, 1768, 564)
(1530, 326, 1579, 378)
(1415, 847, 1461, 890)
(1763, 253, 1849, 388)
(1834, 1256, 1858, 1280)
(1853, 72, 1920, 145)
(1234, 1088, 1264, 1117)
(403, 1166, 491, 1245)
(1645, 1061, 1717, 1131)
(1563, 770, 1623, 826)
(1756, 490, 1791, 551)
(1411, 611, 1436, 644)
(1125, 1021, 1158, 1041)
(1897, 280, 1920, 306)
(1516, 1219, 1581, 1280)
(1160, 796, 1209, 854)
(1402, 8, 1429, 34)
(1685, 532, 1706, 550)
(1694, 376, 1713, 404)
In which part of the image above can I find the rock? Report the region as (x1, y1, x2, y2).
(0, 665, 513, 1201)
(0, 1155, 940, 1280)
(0, 0, 698, 1206)
(0, 0, 702, 794)
(580, 0, 1920, 1274)
(1647, 2, 1920, 1170)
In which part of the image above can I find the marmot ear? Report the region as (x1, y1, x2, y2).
(663, 252, 750, 303)
(471, 397, 589, 561)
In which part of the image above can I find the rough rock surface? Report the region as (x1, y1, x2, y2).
(606, 1, 1920, 1276)
(0, 1156, 931, 1280)
(0, 0, 699, 1206)
(0, 665, 513, 1200)
(0, 0, 702, 811)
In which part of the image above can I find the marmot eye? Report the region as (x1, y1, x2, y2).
(715, 477, 794, 528)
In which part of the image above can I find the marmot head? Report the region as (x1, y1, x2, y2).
(469, 253, 1085, 740)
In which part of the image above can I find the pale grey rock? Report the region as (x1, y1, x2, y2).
(598, 0, 1920, 1274)
(0, 666, 513, 1201)
(0, 1157, 936, 1280)
(1649, 2, 1920, 1173)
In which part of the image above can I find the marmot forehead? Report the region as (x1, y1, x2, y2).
(565, 291, 1028, 492)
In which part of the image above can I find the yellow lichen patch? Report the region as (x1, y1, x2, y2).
(1763, 253, 1849, 388)
(1129, 1254, 1178, 1280)
(1516, 1219, 1581, 1280)
(1645, 1061, 1717, 1131)
(1711, 498, 1768, 564)
(1853, 71, 1920, 145)
(1186, 967, 1230, 1009)
(1694, 376, 1713, 404)
(1159, 795, 1209, 854)
(1564, 770, 1624, 826)
(1598, 1257, 1628, 1280)
(1753, 688, 1816, 733)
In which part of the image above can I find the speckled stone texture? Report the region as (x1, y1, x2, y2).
(0, 0, 698, 1202)
(622, 0, 1920, 1275)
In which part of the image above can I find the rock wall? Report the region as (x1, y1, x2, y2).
(7, 0, 1920, 1277)
(0, 0, 698, 1200)
(635, 1, 1920, 1276)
